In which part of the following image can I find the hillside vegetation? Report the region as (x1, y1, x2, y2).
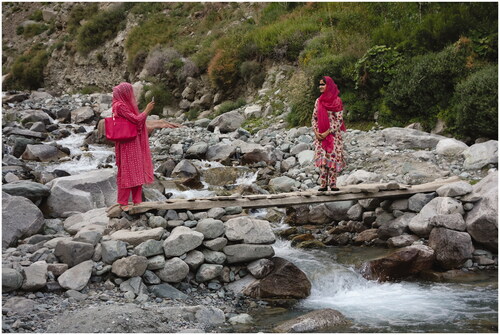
(2, 2, 497, 142)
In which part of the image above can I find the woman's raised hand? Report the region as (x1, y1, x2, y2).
(144, 101, 155, 114)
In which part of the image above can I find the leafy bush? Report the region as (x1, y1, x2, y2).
(382, 40, 473, 129)
(138, 83, 173, 117)
(80, 85, 101, 94)
(67, 3, 99, 35)
(239, 61, 265, 88)
(29, 10, 43, 21)
(21, 23, 48, 38)
(5, 45, 48, 90)
(76, 3, 131, 55)
(446, 65, 498, 140)
(215, 99, 246, 116)
(207, 49, 240, 91)
(187, 107, 201, 121)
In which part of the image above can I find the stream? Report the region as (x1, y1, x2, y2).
(30, 124, 498, 333)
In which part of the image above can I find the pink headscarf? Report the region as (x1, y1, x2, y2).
(317, 76, 345, 153)
(112, 82, 144, 131)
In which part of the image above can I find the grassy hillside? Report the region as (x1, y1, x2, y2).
(3, 2, 497, 141)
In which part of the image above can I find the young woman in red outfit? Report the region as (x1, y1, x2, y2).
(111, 82, 156, 211)
(311, 76, 347, 191)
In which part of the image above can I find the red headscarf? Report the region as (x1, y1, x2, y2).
(317, 76, 345, 153)
(112, 82, 144, 132)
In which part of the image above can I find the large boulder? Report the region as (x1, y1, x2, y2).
(63, 208, 109, 235)
(273, 309, 348, 333)
(465, 171, 498, 251)
(462, 140, 498, 170)
(428, 228, 473, 270)
(223, 244, 275, 264)
(71, 106, 95, 124)
(435, 138, 468, 156)
(185, 142, 208, 159)
(2, 180, 50, 204)
(163, 226, 204, 257)
(111, 255, 148, 278)
(110, 227, 165, 246)
(408, 197, 464, 237)
(361, 245, 434, 281)
(2, 268, 24, 292)
(21, 144, 68, 162)
(202, 166, 250, 186)
(435, 181, 473, 197)
(269, 176, 296, 193)
(156, 257, 189, 283)
(44, 169, 117, 217)
(54, 240, 95, 268)
(207, 110, 245, 133)
(381, 127, 446, 150)
(224, 217, 275, 244)
(57, 260, 93, 291)
(243, 257, 311, 299)
(342, 170, 382, 185)
(2, 192, 44, 248)
(205, 143, 236, 163)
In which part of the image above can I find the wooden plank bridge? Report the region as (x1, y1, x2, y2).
(127, 176, 460, 215)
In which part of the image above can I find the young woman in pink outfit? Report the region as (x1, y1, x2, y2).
(311, 76, 346, 191)
(112, 82, 155, 211)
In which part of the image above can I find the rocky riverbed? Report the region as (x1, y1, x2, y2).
(2, 89, 498, 332)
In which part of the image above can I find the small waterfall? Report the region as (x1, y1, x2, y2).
(273, 239, 498, 332)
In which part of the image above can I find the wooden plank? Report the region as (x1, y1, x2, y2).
(129, 177, 460, 214)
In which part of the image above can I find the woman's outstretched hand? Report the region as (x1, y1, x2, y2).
(165, 122, 182, 128)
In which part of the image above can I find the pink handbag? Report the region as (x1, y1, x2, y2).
(104, 114, 137, 142)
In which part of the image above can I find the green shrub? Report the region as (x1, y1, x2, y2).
(29, 9, 43, 21)
(22, 23, 48, 38)
(138, 83, 173, 117)
(67, 3, 99, 35)
(187, 107, 201, 121)
(215, 99, 246, 116)
(76, 4, 130, 55)
(80, 85, 101, 94)
(382, 40, 473, 129)
(207, 49, 240, 91)
(445, 65, 498, 140)
(5, 45, 49, 90)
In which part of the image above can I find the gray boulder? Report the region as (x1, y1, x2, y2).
(21, 261, 48, 291)
(134, 239, 164, 257)
(163, 226, 204, 257)
(184, 250, 205, 271)
(171, 159, 199, 179)
(2, 180, 50, 204)
(185, 142, 208, 159)
(21, 144, 67, 162)
(2, 268, 24, 292)
(436, 181, 473, 197)
(57, 260, 93, 291)
(63, 208, 108, 235)
(325, 200, 357, 221)
(430, 213, 466, 231)
(378, 213, 416, 240)
(196, 218, 225, 239)
(111, 255, 148, 278)
(269, 176, 296, 192)
(466, 171, 498, 251)
(202, 250, 226, 264)
(342, 170, 382, 185)
(195, 264, 223, 282)
(2, 192, 44, 248)
(207, 110, 245, 133)
(387, 234, 420, 248)
(111, 228, 165, 246)
(156, 257, 189, 283)
(381, 127, 445, 149)
(206, 143, 236, 163)
(247, 258, 274, 279)
(54, 240, 94, 268)
(147, 255, 166, 271)
(463, 140, 498, 170)
(71, 106, 95, 124)
(435, 138, 468, 156)
(101, 240, 128, 264)
(273, 308, 348, 333)
(429, 228, 474, 270)
(408, 197, 464, 237)
(148, 283, 188, 300)
(224, 217, 275, 244)
(44, 169, 117, 218)
(408, 193, 436, 212)
(223, 244, 275, 264)
(203, 237, 228, 251)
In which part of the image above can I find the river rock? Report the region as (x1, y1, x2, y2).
(185, 142, 208, 159)
(436, 138, 468, 156)
(2, 192, 44, 248)
(430, 213, 466, 231)
(347, 203, 363, 221)
(377, 213, 415, 240)
(205, 143, 236, 163)
(408, 192, 436, 212)
(247, 258, 274, 279)
(2, 180, 50, 204)
(163, 226, 204, 257)
(20, 109, 53, 125)
(428, 228, 473, 270)
(148, 283, 189, 300)
(156, 257, 189, 283)
(224, 217, 275, 244)
(2, 297, 36, 315)
(465, 171, 498, 251)
(110, 227, 165, 246)
(21, 144, 66, 162)
(134, 239, 164, 257)
(361, 245, 435, 281)
(71, 106, 94, 124)
(462, 140, 498, 170)
(223, 244, 275, 264)
(184, 250, 205, 270)
(325, 200, 357, 221)
(353, 229, 378, 244)
(387, 234, 420, 248)
(2, 268, 24, 292)
(408, 197, 464, 237)
(269, 176, 295, 192)
(63, 208, 108, 235)
(54, 240, 94, 268)
(44, 169, 117, 218)
(436, 181, 473, 197)
(207, 110, 245, 133)
(203, 166, 249, 186)
(243, 257, 311, 299)
(171, 159, 199, 179)
(112, 255, 148, 278)
(229, 313, 253, 325)
(273, 308, 348, 333)
(21, 261, 48, 291)
(147, 255, 166, 270)
(57, 260, 93, 290)
(202, 250, 226, 264)
(342, 169, 382, 185)
(297, 150, 314, 166)
(381, 127, 445, 149)
(196, 218, 225, 239)
(101, 240, 128, 264)
(195, 264, 223, 282)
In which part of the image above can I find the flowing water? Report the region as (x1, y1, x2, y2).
(249, 238, 498, 333)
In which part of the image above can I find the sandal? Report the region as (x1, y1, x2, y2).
(330, 186, 340, 191)
(318, 187, 328, 192)
(120, 205, 130, 212)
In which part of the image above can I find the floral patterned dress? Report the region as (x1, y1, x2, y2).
(311, 98, 346, 172)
